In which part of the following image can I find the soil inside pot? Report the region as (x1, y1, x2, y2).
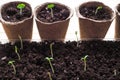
(0, 40, 120, 80)
(1, 2, 32, 22)
(79, 6, 111, 20)
(37, 3, 70, 23)
(117, 4, 120, 12)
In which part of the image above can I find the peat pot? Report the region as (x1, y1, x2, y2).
(115, 3, 120, 40)
(34, 2, 73, 41)
(76, 1, 115, 40)
(0, 1, 33, 42)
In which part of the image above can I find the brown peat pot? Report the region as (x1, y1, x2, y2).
(0, 1, 33, 42)
(76, 1, 115, 40)
(34, 2, 73, 41)
(115, 3, 120, 40)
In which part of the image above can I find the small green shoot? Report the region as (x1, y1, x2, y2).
(45, 57, 54, 73)
(47, 3, 55, 18)
(18, 35, 23, 50)
(8, 60, 16, 75)
(47, 72, 53, 80)
(75, 31, 79, 47)
(50, 43, 54, 58)
(81, 55, 88, 71)
(95, 6, 102, 15)
(17, 3, 26, 15)
(15, 46, 21, 60)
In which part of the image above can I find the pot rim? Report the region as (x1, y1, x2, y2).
(76, 1, 115, 22)
(34, 2, 74, 24)
(0, 1, 33, 25)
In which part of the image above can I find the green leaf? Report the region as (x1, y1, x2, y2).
(8, 60, 15, 65)
(81, 55, 88, 61)
(17, 3, 26, 9)
(47, 3, 55, 9)
(45, 57, 53, 61)
(97, 6, 102, 10)
(95, 6, 102, 14)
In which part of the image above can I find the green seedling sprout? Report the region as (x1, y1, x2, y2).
(47, 72, 53, 80)
(81, 55, 88, 71)
(15, 46, 21, 60)
(47, 3, 55, 18)
(75, 31, 79, 47)
(8, 60, 16, 75)
(95, 6, 102, 15)
(45, 57, 54, 73)
(17, 3, 26, 15)
(18, 35, 23, 50)
(50, 43, 54, 58)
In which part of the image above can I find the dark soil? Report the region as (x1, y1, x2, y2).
(0, 40, 120, 80)
(117, 4, 120, 12)
(37, 3, 70, 23)
(79, 6, 111, 20)
(1, 1, 32, 22)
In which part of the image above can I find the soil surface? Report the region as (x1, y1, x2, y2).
(0, 40, 120, 80)
(1, 2, 32, 22)
(117, 5, 120, 12)
(79, 6, 111, 20)
(37, 3, 70, 23)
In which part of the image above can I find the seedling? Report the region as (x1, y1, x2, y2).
(15, 46, 21, 60)
(47, 72, 53, 80)
(50, 43, 54, 58)
(81, 55, 88, 71)
(17, 3, 26, 15)
(8, 60, 16, 75)
(47, 3, 55, 18)
(45, 57, 54, 73)
(95, 6, 102, 15)
(18, 35, 23, 50)
(75, 31, 79, 47)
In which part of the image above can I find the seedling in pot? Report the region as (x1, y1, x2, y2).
(8, 60, 16, 75)
(45, 57, 54, 73)
(75, 31, 79, 47)
(50, 43, 54, 58)
(15, 46, 21, 60)
(17, 3, 26, 15)
(47, 3, 55, 18)
(18, 35, 23, 50)
(81, 55, 88, 71)
(47, 72, 53, 80)
(95, 6, 102, 15)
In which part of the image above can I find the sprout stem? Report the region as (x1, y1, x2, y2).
(84, 60, 87, 71)
(47, 72, 53, 80)
(75, 31, 79, 47)
(17, 3, 26, 15)
(20, 9, 22, 15)
(18, 35, 23, 50)
(15, 46, 21, 60)
(50, 43, 54, 58)
(114, 69, 117, 76)
(45, 57, 54, 73)
(81, 55, 88, 71)
(47, 3, 55, 18)
(50, 8, 54, 18)
(48, 59, 54, 73)
(95, 6, 102, 15)
(8, 60, 16, 75)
